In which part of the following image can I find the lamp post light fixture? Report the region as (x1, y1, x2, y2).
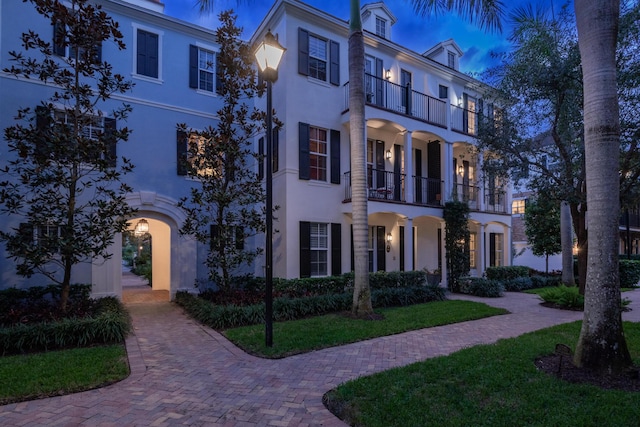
(134, 218, 149, 236)
(254, 30, 285, 348)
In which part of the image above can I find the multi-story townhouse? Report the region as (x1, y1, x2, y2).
(0, 0, 512, 299)
(252, 0, 512, 284)
(0, 0, 228, 298)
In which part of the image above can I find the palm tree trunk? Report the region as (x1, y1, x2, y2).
(573, 0, 631, 374)
(349, 0, 372, 316)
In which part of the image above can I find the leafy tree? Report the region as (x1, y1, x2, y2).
(443, 200, 470, 292)
(0, 0, 135, 310)
(177, 11, 268, 292)
(523, 196, 562, 274)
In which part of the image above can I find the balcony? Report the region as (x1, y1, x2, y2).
(343, 75, 447, 128)
(343, 170, 443, 207)
(450, 104, 478, 136)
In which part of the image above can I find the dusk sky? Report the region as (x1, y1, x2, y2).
(162, 0, 573, 75)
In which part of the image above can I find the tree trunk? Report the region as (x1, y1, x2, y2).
(573, 0, 632, 374)
(349, 0, 373, 316)
(560, 202, 575, 285)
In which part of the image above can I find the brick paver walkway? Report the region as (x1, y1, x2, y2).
(2, 290, 639, 426)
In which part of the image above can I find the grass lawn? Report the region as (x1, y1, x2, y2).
(224, 300, 508, 358)
(0, 344, 129, 405)
(325, 321, 640, 427)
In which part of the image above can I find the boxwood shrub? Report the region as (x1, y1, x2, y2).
(503, 276, 534, 292)
(620, 259, 640, 288)
(485, 266, 529, 281)
(175, 284, 446, 330)
(458, 277, 504, 297)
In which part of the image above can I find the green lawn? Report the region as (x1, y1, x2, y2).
(325, 321, 640, 427)
(0, 344, 129, 405)
(224, 300, 508, 358)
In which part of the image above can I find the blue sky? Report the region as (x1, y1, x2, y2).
(162, 0, 572, 75)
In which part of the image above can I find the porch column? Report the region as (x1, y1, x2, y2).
(404, 217, 414, 271)
(477, 152, 485, 211)
(444, 140, 453, 201)
(404, 131, 413, 203)
(505, 225, 512, 267)
(478, 223, 485, 276)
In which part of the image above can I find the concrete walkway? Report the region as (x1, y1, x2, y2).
(2, 290, 640, 426)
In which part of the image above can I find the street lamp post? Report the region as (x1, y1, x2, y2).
(254, 30, 285, 347)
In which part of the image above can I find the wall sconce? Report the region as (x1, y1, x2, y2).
(385, 69, 391, 80)
(457, 165, 464, 176)
(386, 149, 392, 160)
(386, 232, 392, 252)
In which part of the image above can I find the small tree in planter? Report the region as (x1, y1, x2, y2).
(444, 200, 470, 292)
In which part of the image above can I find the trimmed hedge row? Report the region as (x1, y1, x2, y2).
(485, 266, 529, 281)
(458, 277, 504, 298)
(0, 296, 131, 355)
(175, 284, 446, 330)
(620, 259, 640, 288)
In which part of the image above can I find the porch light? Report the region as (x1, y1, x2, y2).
(457, 165, 464, 176)
(385, 69, 391, 80)
(386, 232, 392, 252)
(134, 219, 149, 236)
(254, 30, 286, 83)
(386, 149, 392, 160)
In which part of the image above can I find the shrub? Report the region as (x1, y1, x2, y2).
(0, 296, 130, 355)
(175, 284, 446, 330)
(458, 277, 504, 297)
(538, 285, 583, 309)
(619, 259, 640, 288)
(485, 266, 529, 281)
(503, 276, 534, 292)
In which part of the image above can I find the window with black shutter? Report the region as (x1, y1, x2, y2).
(136, 29, 159, 78)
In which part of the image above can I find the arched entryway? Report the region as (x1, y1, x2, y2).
(90, 191, 198, 301)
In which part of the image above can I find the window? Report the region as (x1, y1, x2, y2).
(308, 34, 327, 81)
(309, 223, 328, 276)
(198, 48, 215, 92)
(512, 199, 526, 215)
(135, 28, 159, 79)
(448, 51, 456, 68)
(187, 133, 220, 177)
(439, 85, 448, 99)
(367, 139, 374, 189)
(490, 233, 504, 267)
(309, 127, 328, 181)
(298, 28, 340, 85)
(53, 19, 102, 62)
(210, 225, 244, 251)
(375, 16, 387, 38)
(469, 233, 476, 268)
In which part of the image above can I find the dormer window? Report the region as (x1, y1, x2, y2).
(448, 51, 456, 68)
(375, 16, 387, 38)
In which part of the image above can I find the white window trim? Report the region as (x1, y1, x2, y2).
(308, 33, 328, 82)
(132, 23, 164, 83)
(195, 41, 220, 97)
(310, 222, 328, 277)
(375, 15, 387, 38)
(309, 126, 328, 182)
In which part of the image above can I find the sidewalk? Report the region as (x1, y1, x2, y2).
(1, 290, 639, 426)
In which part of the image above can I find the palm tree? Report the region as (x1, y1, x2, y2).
(572, 0, 631, 374)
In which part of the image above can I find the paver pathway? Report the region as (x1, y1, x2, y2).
(2, 290, 640, 426)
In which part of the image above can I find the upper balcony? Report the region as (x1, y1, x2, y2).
(343, 74, 478, 136)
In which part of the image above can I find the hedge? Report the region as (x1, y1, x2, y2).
(458, 277, 504, 298)
(620, 259, 640, 288)
(485, 266, 529, 281)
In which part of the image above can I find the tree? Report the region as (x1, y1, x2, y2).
(443, 200, 470, 292)
(524, 196, 562, 274)
(0, 0, 135, 310)
(177, 11, 268, 292)
(573, 0, 632, 375)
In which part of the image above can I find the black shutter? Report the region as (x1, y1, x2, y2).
(189, 45, 198, 88)
(104, 117, 117, 168)
(331, 223, 341, 276)
(393, 144, 401, 200)
(427, 141, 441, 203)
(330, 129, 340, 184)
(177, 129, 188, 176)
(399, 225, 405, 272)
(300, 221, 311, 278)
(235, 226, 244, 251)
(258, 137, 264, 180)
(35, 106, 51, 164)
(415, 148, 423, 203)
(350, 224, 354, 272)
(462, 93, 469, 131)
(137, 30, 158, 78)
(329, 40, 340, 86)
(376, 226, 386, 272)
(375, 140, 385, 188)
(53, 20, 65, 56)
(299, 122, 310, 180)
(375, 58, 384, 107)
(298, 28, 309, 76)
(272, 128, 279, 173)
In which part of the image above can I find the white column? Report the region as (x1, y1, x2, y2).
(404, 131, 413, 203)
(505, 225, 512, 267)
(478, 223, 485, 276)
(477, 151, 485, 211)
(405, 217, 413, 270)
